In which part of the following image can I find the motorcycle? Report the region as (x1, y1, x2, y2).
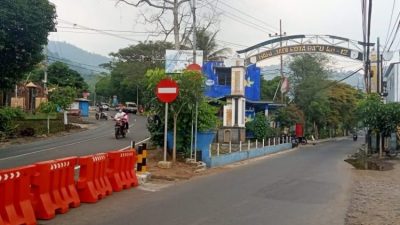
(353, 134, 358, 141)
(114, 118, 127, 139)
(95, 111, 108, 120)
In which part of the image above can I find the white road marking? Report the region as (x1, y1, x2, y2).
(158, 87, 177, 94)
(0, 134, 113, 161)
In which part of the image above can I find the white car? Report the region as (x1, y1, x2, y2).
(125, 102, 138, 114)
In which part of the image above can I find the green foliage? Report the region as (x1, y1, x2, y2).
(143, 69, 219, 155)
(0, 0, 56, 89)
(357, 94, 400, 136)
(49, 62, 88, 91)
(0, 107, 25, 136)
(246, 112, 269, 140)
(260, 76, 281, 101)
(38, 101, 57, 114)
(95, 75, 112, 102)
(275, 104, 304, 128)
(106, 41, 174, 103)
(194, 27, 232, 61)
(49, 86, 77, 110)
(326, 83, 359, 130)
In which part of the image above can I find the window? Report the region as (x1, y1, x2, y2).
(215, 67, 231, 86)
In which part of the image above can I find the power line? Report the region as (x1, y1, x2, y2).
(203, 2, 274, 34)
(383, 0, 396, 50)
(47, 55, 107, 69)
(57, 19, 142, 43)
(218, 0, 278, 33)
(48, 58, 107, 74)
(317, 68, 364, 92)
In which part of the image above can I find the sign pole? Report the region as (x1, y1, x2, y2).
(163, 102, 169, 162)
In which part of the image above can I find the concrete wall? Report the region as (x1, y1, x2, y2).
(204, 143, 292, 168)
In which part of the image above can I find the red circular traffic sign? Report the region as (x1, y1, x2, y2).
(156, 79, 179, 103)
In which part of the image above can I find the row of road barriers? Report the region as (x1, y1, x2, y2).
(0, 145, 147, 225)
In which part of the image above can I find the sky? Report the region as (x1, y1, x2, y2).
(48, 0, 398, 72)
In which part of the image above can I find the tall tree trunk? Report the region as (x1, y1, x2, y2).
(173, 0, 180, 50)
(173, 114, 178, 162)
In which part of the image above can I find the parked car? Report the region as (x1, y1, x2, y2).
(125, 102, 138, 114)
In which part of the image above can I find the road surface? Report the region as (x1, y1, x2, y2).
(0, 113, 149, 169)
(39, 138, 357, 225)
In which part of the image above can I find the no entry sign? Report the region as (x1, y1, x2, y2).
(156, 79, 179, 103)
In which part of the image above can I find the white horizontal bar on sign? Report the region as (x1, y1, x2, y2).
(158, 87, 177, 94)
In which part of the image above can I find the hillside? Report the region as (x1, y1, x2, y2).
(46, 41, 110, 85)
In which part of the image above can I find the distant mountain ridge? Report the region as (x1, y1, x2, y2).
(47, 41, 110, 68)
(46, 41, 110, 87)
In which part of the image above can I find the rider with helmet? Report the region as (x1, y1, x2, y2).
(114, 108, 129, 132)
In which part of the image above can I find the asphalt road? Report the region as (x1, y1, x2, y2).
(0, 112, 150, 169)
(39, 138, 358, 225)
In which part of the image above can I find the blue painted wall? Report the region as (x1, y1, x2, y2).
(202, 62, 261, 101)
(203, 143, 292, 168)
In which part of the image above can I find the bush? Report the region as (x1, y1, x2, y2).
(0, 107, 25, 136)
(246, 112, 270, 140)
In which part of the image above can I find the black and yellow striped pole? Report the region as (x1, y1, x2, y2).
(137, 145, 143, 172)
(141, 143, 147, 172)
(136, 144, 147, 172)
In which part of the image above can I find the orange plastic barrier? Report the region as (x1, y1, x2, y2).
(0, 165, 36, 225)
(77, 153, 112, 203)
(31, 157, 80, 220)
(107, 150, 139, 192)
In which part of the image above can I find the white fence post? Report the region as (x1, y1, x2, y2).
(229, 141, 232, 153)
(248, 140, 250, 150)
(256, 140, 258, 149)
(239, 141, 242, 152)
(217, 143, 220, 156)
(209, 144, 212, 157)
(273, 137, 276, 146)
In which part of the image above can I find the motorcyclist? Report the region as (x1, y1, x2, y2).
(114, 108, 129, 132)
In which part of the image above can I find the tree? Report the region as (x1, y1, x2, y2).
(49, 86, 76, 111)
(0, 0, 56, 90)
(275, 104, 304, 129)
(29, 61, 89, 92)
(116, 0, 218, 50)
(288, 54, 330, 137)
(260, 76, 281, 101)
(246, 112, 269, 141)
(107, 41, 174, 103)
(193, 27, 231, 61)
(37, 101, 57, 134)
(47, 62, 88, 91)
(143, 68, 218, 161)
(326, 83, 359, 135)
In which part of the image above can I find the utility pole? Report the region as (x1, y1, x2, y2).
(191, 0, 197, 64)
(280, 19, 284, 103)
(44, 46, 48, 96)
(377, 37, 380, 94)
(190, 0, 199, 161)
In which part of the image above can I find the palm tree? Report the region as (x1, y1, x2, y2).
(187, 27, 232, 61)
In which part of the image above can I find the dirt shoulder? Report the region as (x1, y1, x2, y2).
(345, 159, 400, 225)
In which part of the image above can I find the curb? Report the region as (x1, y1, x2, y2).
(137, 172, 151, 184)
